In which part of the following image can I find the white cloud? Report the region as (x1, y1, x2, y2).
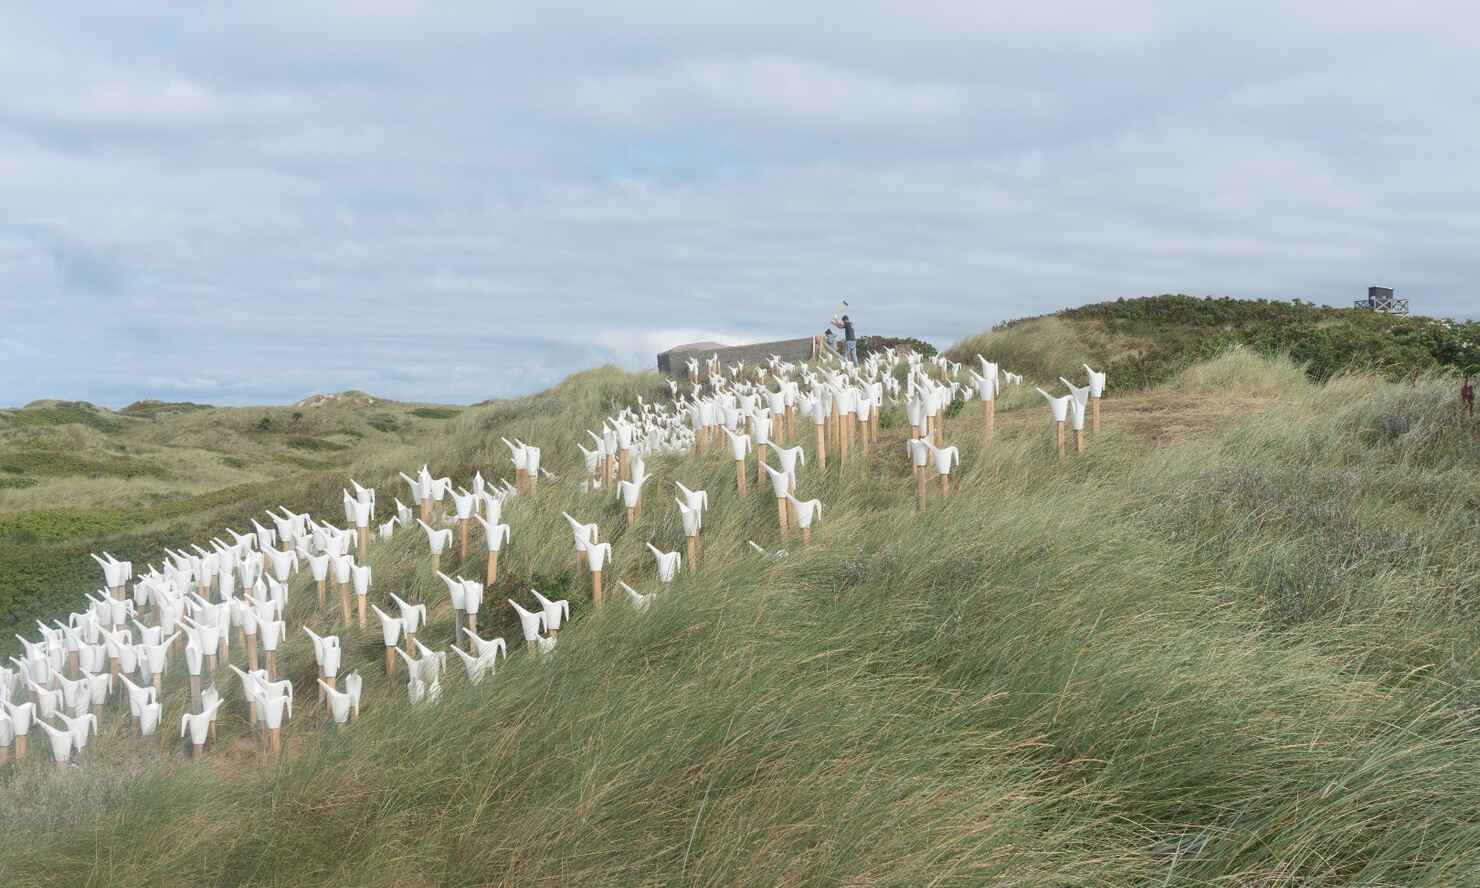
(1, 2, 1478, 407)
(551, 56, 985, 131)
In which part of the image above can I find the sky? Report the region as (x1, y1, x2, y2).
(2, 2, 1478, 407)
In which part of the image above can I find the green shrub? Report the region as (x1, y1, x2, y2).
(410, 406, 461, 420)
(284, 436, 350, 453)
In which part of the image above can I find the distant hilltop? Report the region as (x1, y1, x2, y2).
(294, 390, 384, 409)
(657, 337, 815, 375)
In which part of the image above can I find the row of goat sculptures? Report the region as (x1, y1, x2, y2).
(0, 348, 1105, 767)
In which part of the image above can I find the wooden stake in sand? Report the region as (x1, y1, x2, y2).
(474, 515, 511, 594)
(1084, 365, 1107, 434)
(585, 542, 612, 608)
(929, 443, 959, 499)
(788, 494, 822, 546)
(760, 462, 791, 537)
(909, 438, 931, 512)
(1036, 388, 1072, 462)
(813, 405, 828, 471)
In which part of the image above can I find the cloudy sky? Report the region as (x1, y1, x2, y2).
(2, 2, 1476, 407)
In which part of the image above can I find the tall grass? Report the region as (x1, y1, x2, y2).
(1, 354, 1478, 885)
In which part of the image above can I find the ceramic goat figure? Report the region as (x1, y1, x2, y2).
(645, 542, 682, 585)
(416, 519, 453, 573)
(451, 635, 506, 684)
(785, 495, 823, 545)
(1035, 388, 1073, 459)
(925, 443, 960, 497)
(388, 593, 429, 650)
(508, 599, 548, 655)
(471, 514, 511, 588)
(1084, 364, 1107, 432)
(619, 581, 654, 612)
(370, 605, 404, 676)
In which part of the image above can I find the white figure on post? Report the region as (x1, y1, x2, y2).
(620, 581, 654, 611)
(785, 495, 823, 545)
(585, 541, 612, 607)
(472, 514, 510, 589)
(389, 593, 429, 651)
(370, 605, 404, 677)
(646, 543, 682, 585)
(926, 443, 960, 497)
(508, 599, 548, 655)
(1084, 364, 1107, 432)
(1035, 388, 1072, 459)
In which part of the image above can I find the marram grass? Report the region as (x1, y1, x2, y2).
(1, 352, 1479, 886)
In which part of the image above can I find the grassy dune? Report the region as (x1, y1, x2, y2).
(1, 344, 1478, 885)
(0, 394, 466, 646)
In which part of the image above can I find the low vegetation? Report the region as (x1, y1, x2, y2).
(950, 294, 1480, 391)
(2, 326, 1478, 883)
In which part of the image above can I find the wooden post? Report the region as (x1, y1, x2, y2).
(776, 496, 789, 534)
(1075, 429, 1085, 454)
(815, 423, 827, 470)
(452, 608, 465, 649)
(152, 671, 162, 694)
(269, 727, 281, 753)
(67, 650, 79, 679)
(358, 526, 368, 560)
(385, 647, 396, 677)
(839, 408, 851, 463)
(592, 569, 604, 607)
(528, 473, 538, 497)
(801, 527, 811, 546)
(687, 536, 698, 573)
(940, 474, 951, 498)
(486, 550, 499, 587)
(246, 633, 259, 672)
(13, 734, 25, 761)
(205, 652, 217, 677)
(459, 520, 468, 561)
(1092, 396, 1101, 433)
(627, 506, 637, 528)
(466, 613, 478, 652)
(339, 583, 352, 627)
(357, 595, 367, 630)
(420, 496, 430, 522)
(915, 466, 927, 513)
(735, 460, 747, 495)
(526, 639, 537, 655)
(983, 399, 995, 444)
(266, 650, 278, 682)
(1057, 421, 1066, 460)
(317, 579, 326, 609)
(190, 675, 203, 713)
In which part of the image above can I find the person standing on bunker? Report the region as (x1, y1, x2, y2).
(831, 314, 857, 364)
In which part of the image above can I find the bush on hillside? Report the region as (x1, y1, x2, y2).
(857, 335, 937, 359)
